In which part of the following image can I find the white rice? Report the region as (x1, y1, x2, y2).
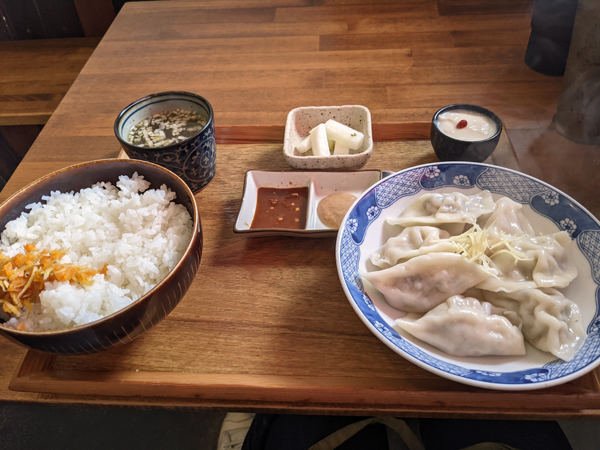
(0, 172, 193, 331)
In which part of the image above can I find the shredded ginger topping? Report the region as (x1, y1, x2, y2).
(0, 244, 107, 325)
(433, 224, 531, 275)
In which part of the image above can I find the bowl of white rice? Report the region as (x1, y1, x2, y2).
(0, 159, 201, 354)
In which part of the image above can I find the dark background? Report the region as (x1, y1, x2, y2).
(0, 0, 152, 190)
(0, 0, 130, 41)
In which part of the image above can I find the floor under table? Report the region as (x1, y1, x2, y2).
(0, 404, 598, 450)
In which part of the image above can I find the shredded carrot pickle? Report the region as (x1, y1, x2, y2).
(0, 245, 107, 318)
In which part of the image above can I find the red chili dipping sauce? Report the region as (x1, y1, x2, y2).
(250, 187, 309, 229)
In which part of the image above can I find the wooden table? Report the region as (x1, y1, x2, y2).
(1, 0, 600, 419)
(0, 38, 100, 127)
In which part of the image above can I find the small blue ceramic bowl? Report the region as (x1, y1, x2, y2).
(431, 104, 502, 163)
(115, 91, 216, 193)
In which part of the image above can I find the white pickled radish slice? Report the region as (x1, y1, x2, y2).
(295, 135, 311, 154)
(310, 123, 330, 156)
(325, 119, 364, 150)
(333, 142, 349, 155)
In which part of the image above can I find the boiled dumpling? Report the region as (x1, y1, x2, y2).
(395, 295, 526, 357)
(370, 226, 455, 268)
(362, 253, 491, 313)
(387, 191, 495, 229)
(477, 231, 577, 292)
(483, 288, 586, 361)
(480, 197, 535, 244)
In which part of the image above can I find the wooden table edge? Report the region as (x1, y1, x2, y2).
(9, 350, 600, 415)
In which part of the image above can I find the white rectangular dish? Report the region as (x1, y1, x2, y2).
(234, 170, 381, 237)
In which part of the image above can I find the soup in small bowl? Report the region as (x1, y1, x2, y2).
(115, 91, 216, 193)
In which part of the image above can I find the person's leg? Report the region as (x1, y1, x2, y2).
(241, 414, 277, 450)
(217, 412, 256, 450)
(419, 419, 573, 450)
(242, 414, 390, 450)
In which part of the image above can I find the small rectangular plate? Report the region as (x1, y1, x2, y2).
(234, 170, 381, 237)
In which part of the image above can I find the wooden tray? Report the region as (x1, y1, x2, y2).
(11, 122, 600, 418)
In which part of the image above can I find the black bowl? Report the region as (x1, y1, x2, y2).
(114, 91, 216, 193)
(430, 104, 502, 162)
(0, 159, 202, 354)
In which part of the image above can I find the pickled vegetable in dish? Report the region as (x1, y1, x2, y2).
(295, 119, 364, 156)
(0, 245, 107, 327)
(250, 187, 309, 229)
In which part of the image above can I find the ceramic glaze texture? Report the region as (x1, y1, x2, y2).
(337, 162, 600, 390)
(283, 105, 373, 170)
(0, 159, 203, 354)
(115, 92, 216, 193)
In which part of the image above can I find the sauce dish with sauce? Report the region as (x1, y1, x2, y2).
(431, 104, 502, 162)
(234, 170, 381, 237)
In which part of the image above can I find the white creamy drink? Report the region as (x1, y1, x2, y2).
(436, 110, 497, 142)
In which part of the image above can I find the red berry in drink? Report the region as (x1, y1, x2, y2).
(457, 120, 468, 129)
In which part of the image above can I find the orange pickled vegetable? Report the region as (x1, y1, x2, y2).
(0, 245, 106, 318)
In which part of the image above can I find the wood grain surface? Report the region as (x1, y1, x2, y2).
(0, 37, 100, 126)
(1, 0, 599, 416)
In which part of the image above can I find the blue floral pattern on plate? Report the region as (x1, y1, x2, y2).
(336, 162, 600, 389)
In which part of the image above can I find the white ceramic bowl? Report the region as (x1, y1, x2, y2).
(336, 162, 600, 390)
(283, 105, 373, 170)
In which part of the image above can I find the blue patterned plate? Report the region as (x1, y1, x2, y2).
(336, 162, 600, 390)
